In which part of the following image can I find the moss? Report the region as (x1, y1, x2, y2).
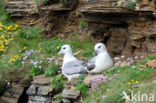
(125, 0, 136, 10)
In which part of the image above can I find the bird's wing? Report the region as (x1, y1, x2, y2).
(87, 56, 96, 71)
(63, 60, 88, 75)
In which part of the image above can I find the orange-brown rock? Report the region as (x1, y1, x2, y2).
(147, 59, 156, 68)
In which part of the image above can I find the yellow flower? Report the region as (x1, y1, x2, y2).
(0, 23, 3, 27)
(38, 50, 41, 53)
(38, 48, 42, 53)
(14, 24, 19, 28)
(15, 55, 19, 59)
(0, 34, 5, 39)
(135, 81, 139, 84)
(131, 79, 134, 82)
(128, 82, 131, 85)
(0, 27, 2, 30)
(57, 46, 60, 49)
(24, 46, 27, 50)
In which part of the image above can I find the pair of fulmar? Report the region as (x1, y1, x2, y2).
(58, 43, 113, 80)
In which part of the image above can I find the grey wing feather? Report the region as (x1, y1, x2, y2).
(63, 60, 88, 75)
(87, 56, 96, 71)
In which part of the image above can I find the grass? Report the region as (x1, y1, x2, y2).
(50, 74, 67, 91)
(18, 26, 41, 39)
(80, 21, 89, 29)
(76, 74, 89, 98)
(35, 0, 48, 4)
(44, 63, 59, 77)
(0, 1, 13, 25)
(82, 56, 156, 103)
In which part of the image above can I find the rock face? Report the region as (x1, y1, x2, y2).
(62, 89, 80, 100)
(4, 0, 156, 56)
(5, 0, 39, 26)
(84, 74, 104, 86)
(80, 0, 156, 56)
(0, 83, 29, 103)
(62, 78, 80, 103)
(26, 75, 80, 103)
(26, 75, 55, 103)
(147, 59, 156, 68)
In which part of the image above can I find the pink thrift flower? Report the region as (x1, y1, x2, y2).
(109, 77, 114, 80)
(7, 82, 10, 85)
(114, 57, 120, 60)
(102, 95, 107, 99)
(135, 56, 138, 59)
(113, 74, 118, 77)
(121, 55, 125, 58)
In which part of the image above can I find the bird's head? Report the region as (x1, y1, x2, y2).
(58, 44, 73, 55)
(94, 43, 107, 55)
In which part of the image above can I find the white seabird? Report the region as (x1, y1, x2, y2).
(58, 44, 88, 80)
(87, 43, 113, 73)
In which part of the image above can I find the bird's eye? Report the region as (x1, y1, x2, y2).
(63, 47, 66, 49)
(98, 46, 101, 49)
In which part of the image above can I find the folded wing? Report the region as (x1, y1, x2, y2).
(63, 60, 88, 75)
(87, 56, 96, 71)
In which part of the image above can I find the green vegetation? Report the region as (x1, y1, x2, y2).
(80, 21, 89, 29)
(18, 26, 41, 39)
(69, 33, 94, 58)
(29, 67, 43, 76)
(35, 0, 48, 4)
(55, 93, 63, 100)
(0, 79, 5, 96)
(50, 74, 67, 91)
(125, 0, 136, 10)
(0, 0, 12, 25)
(112, 2, 118, 6)
(44, 63, 59, 77)
(42, 37, 68, 55)
(76, 74, 89, 98)
(83, 56, 156, 103)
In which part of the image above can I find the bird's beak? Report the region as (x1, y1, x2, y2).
(94, 50, 97, 56)
(58, 50, 63, 55)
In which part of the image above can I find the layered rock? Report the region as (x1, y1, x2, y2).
(5, 0, 39, 26)
(39, 5, 72, 37)
(62, 89, 80, 103)
(26, 75, 81, 103)
(80, 0, 156, 56)
(0, 83, 29, 103)
(62, 78, 80, 103)
(26, 75, 55, 103)
(4, 0, 156, 56)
